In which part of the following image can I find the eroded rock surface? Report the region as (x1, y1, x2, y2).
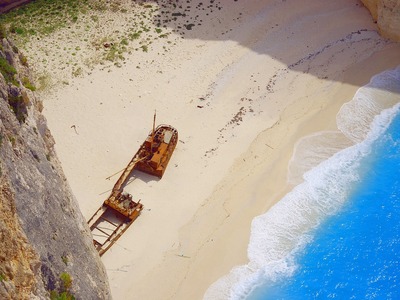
(0, 37, 111, 299)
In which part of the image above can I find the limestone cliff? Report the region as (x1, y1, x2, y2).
(361, 0, 400, 41)
(0, 37, 111, 299)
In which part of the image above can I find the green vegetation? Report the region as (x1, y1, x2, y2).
(60, 272, 72, 290)
(50, 272, 75, 300)
(61, 255, 69, 265)
(19, 53, 28, 66)
(71, 67, 82, 77)
(0, 274, 5, 282)
(90, 15, 99, 22)
(141, 45, 148, 52)
(0, 57, 17, 85)
(50, 290, 75, 300)
(0, 0, 91, 42)
(37, 73, 51, 90)
(0, 0, 178, 86)
(120, 38, 128, 46)
(8, 93, 28, 123)
(105, 44, 124, 62)
(22, 76, 36, 91)
(129, 31, 142, 40)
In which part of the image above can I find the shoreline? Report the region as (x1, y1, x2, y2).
(171, 45, 400, 300)
(26, 0, 400, 299)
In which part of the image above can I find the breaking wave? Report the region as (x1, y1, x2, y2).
(204, 66, 400, 299)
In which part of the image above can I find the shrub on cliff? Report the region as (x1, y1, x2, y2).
(49, 272, 75, 300)
(0, 56, 17, 84)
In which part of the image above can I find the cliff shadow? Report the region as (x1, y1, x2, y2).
(139, 0, 400, 92)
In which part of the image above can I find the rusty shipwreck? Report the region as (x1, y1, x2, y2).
(88, 114, 178, 256)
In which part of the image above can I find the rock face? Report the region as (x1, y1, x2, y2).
(361, 0, 400, 41)
(0, 37, 111, 299)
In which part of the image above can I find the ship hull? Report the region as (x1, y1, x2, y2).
(135, 125, 178, 178)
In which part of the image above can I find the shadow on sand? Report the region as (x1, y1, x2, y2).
(139, 0, 400, 92)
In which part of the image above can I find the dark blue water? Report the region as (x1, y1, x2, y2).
(249, 110, 400, 299)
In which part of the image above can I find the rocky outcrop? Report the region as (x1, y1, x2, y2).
(0, 38, 111, 299)
(361, 0, 400, 41)
(0, 179, 39, 299)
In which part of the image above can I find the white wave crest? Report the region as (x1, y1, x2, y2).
(337, 65, 400, 143)
(204, 66, 400, 300)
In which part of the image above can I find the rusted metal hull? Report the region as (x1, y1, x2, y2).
(135, 125, 178, 178)
(88, 123, 178, 256)
(87, 204, 140, 256)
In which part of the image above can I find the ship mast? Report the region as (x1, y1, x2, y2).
(151, 110, 156, 153)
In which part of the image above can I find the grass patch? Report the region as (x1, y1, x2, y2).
(141, 45, 148, 52)
(22, 77, 36, 91)
(37, 73, 51, 90)
(49, 291, 75, 300)
(60, 272, 72, 290)
(72, 67, 82, 77)
(0, 0, 91, 43)
(0, 57, 17, 85)
(0, 0, 177, 81)
(90, 15, 99, 22)
(19, 53, 28, 66)
(105, 44, 124, 61)
(129, 31, 142, 40)
(50, 272, 75, 300)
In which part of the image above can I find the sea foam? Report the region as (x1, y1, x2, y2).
(204, 66, 400, 300)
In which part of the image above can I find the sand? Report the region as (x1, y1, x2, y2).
(27, 0, 400, 299)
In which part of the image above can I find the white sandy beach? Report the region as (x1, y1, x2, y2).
(26, 0, 400, 299)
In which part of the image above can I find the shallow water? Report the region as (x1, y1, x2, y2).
(246, 66, 400, 299)
(249, 105, 400, 299)
(204, 66, 400, 300)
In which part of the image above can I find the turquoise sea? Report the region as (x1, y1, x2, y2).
(248, 67, 400, 300)
(205, 66, 400, 299)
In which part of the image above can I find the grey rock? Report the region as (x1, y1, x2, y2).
(0, 38, 111, 299)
